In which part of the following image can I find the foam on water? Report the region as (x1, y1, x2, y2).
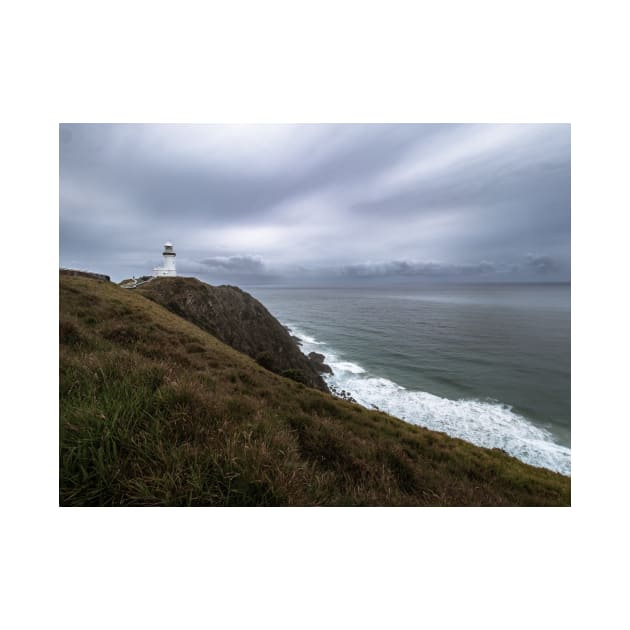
(332, 361, 366, 374)
(295, 332, 324, 345)
(288, 324, 571, 476)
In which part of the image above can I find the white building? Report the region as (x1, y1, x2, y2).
(153, 241, 177, 277)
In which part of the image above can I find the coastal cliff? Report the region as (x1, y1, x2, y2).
(59, 272, 570, 506)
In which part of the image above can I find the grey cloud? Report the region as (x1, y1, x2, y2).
(524, 253, 560, 274)
(310, 255, 565, 282)
(59, 124, 570, 284)
(341, 260, 497, 278)
(199, 255, 265, 273)
(348, 260, 421, 277)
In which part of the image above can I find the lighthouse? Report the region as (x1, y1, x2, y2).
(153, 241, 177, 277)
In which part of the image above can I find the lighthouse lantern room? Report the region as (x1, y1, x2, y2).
(153, 241, 177, 277)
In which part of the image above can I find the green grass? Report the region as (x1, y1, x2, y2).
(59, 274, 571, 506)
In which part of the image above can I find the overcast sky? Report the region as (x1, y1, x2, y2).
(59, 123, 570, 285)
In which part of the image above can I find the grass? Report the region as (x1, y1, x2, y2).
(59, 274, 571, 506)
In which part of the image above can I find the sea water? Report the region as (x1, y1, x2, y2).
(247, 283, 571, 475)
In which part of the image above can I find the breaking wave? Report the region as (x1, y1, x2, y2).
(289, 324, 571, 476)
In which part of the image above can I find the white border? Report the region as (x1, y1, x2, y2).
(4, 0, 628, 628)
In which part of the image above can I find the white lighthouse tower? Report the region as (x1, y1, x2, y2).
(153, 241, 177, 277)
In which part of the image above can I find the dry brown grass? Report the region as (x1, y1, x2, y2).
(59, 274, 570, 506)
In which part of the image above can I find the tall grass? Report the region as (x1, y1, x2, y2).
(59, 274, 570, 506)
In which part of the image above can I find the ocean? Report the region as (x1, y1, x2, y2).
(247, 283, 571, 476)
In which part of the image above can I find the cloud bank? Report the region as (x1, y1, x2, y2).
(59, 123, 570, 284)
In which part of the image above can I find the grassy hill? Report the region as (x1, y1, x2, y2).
(59, 273, 570, 506)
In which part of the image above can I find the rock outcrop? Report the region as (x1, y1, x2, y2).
(137, 277, 329, 392)
(308, 351, 333, 374)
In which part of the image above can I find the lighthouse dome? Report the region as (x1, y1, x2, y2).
(164, 241, 173, 247)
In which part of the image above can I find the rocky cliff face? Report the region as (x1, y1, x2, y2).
(137, 277, 329, 392)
